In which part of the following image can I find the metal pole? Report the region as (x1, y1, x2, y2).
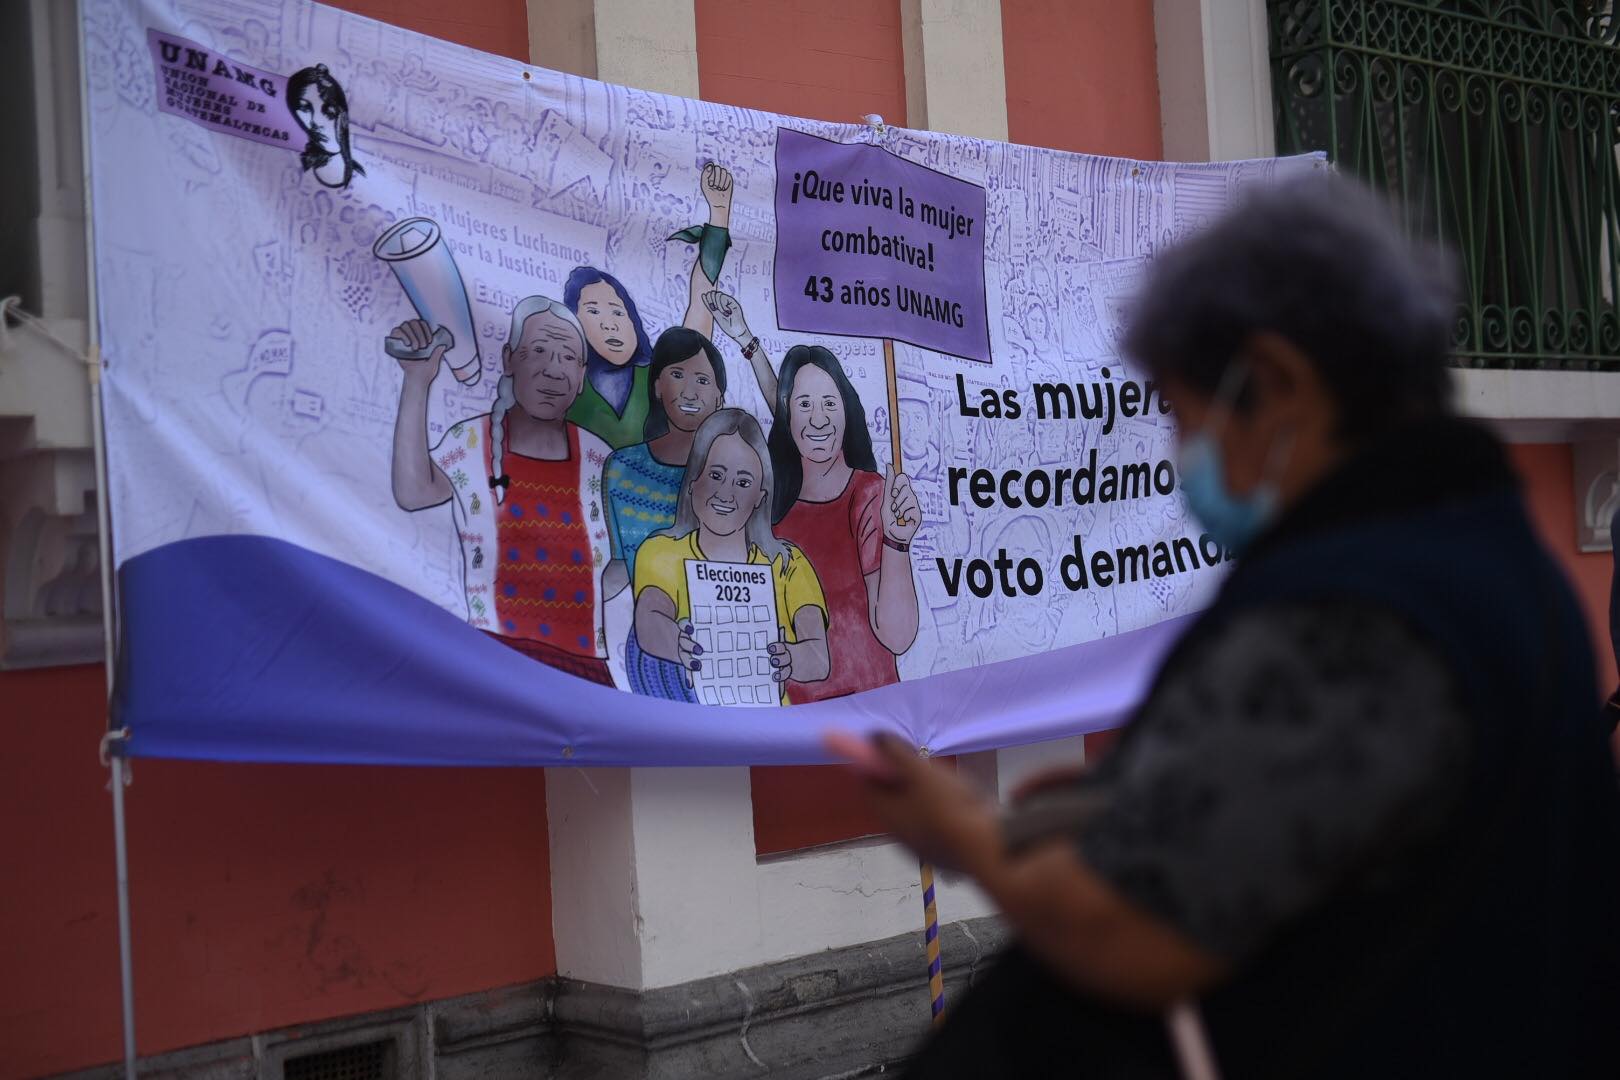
(94, 362, 134, 1080)
(90, 350, 134, 1080)
(88, 264, 136, 1080)
(75, 0, 135, 1074)
(89, 355, 115, 677)
(109, 750, 137, 1080)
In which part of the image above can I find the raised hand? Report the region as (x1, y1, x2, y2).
(883, 467, 922, 543)
(823, 732, 999, 873)
(386, 318, 450, 385)
(703, 289, 751, 344)
(701, 161, 734, 215)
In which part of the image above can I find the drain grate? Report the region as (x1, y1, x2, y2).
(282, 1039, 393, 1080)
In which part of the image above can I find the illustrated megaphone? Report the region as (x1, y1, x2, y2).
(373, 216, 482, 386)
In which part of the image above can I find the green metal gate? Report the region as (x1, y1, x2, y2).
(1269, 0, 1620, 369)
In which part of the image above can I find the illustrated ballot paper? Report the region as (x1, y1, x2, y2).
(685, 559, 782, 708)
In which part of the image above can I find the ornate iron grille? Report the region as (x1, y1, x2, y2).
(1270, 0, 1620, 369)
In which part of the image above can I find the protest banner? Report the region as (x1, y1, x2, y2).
(84, 0, 1319, 765)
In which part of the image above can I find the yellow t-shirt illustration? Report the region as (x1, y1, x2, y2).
(634, 532, 828, 704)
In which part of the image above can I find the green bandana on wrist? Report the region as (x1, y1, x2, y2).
(668, 223, 732, 284)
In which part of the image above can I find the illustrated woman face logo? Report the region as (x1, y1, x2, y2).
(789, 364, 846, 466)
(578, 280, 635, 365)
(655, 349, 723, 434)
(295, 83, 336, 151)
(504, 311, 586, 421)
(286, 64, 363, 189)
(692, 433, 765, 537)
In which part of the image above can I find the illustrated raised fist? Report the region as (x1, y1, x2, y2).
(703, 289, 750, 344)
(701, 161, 734, 214)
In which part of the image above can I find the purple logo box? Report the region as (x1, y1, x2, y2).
(774, 128, 990, 363)
(147, 28, 298, 151)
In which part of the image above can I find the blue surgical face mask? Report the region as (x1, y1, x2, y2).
(1176, 365, 1287, 553)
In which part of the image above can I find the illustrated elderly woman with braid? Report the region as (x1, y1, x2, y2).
(389, 296, 615, 685)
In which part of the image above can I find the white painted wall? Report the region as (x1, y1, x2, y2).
(1453, 369, 1620, 444)
(548, 763, 998, 990)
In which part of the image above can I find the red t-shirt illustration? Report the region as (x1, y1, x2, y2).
(493, 426, 599, 659)
(776, 469, 900, 703)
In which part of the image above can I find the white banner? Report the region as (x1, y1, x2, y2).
(85, 0, 1318, 763)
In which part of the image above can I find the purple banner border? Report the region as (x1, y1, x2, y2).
(114, 535, 1187, 767)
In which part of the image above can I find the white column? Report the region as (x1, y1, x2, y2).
(900, 0, 929, 130)
(900, 0, 1090, 795)
(527, 0, 598, 79)
(624, 767, 764, 987)
(1154, 0, 1274, 162)
(549, 759, 996, 990)
(28, 0, 88, 321)
(901, 0, 1009, 140)
(546, 768, 644, 987)
(591, 0, 700, 98)
(536, 0, 678, 990)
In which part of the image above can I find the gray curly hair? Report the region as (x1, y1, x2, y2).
(488, 296, 586, 504)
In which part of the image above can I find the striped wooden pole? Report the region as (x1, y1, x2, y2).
(883, 338, 911, 528)
(915, 745, 945, 1024)
(920, 856, 946, 1024)
(884, 338, 902, 473)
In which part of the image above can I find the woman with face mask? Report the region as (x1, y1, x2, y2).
(831, 175, 1620, 1080)
(604, 328, 728, 700)
(633, 409, 830, 704)
(705, 290, 922, 703)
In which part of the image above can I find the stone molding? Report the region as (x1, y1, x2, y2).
(53, 917, 1009, 1080)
